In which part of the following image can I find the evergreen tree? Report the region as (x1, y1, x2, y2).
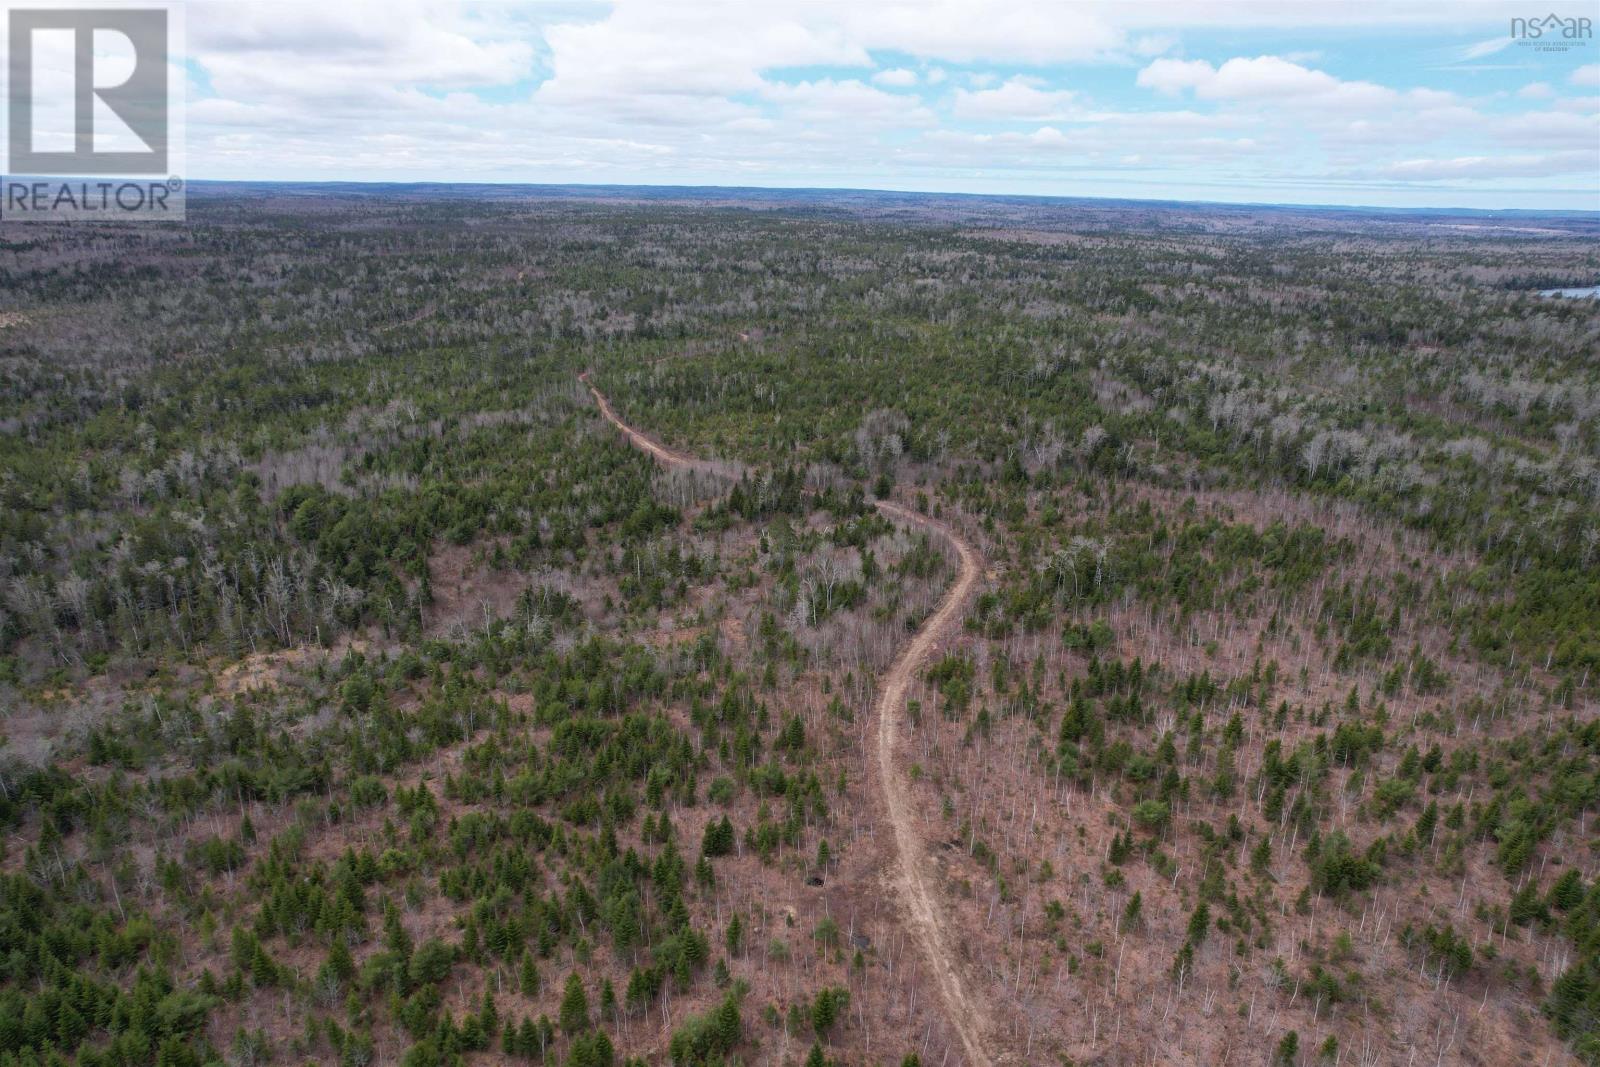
(1121, 891, 1143, 933)
(520, 953, 541, 996)
(560, 973, 589, 1034)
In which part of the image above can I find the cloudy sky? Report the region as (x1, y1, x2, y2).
(168, 1, 1600, 207)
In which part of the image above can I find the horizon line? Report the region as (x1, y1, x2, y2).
(182, 177, 1600, 218)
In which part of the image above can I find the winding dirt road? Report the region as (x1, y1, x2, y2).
(871, 500, 992, 1067)
(582, 373, 994, 1066)
(581, 372, 703, 469)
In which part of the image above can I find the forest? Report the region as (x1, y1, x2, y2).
(0, 186, 1598, 1066)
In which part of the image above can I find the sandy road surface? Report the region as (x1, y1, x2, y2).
(580, 371, 702, 468)
(583, 372, 994, 1065)
(870, 500, 992, 1066)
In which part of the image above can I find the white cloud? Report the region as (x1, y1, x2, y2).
(1458, 36, 1510, 61)
(160, 0, 1598, 207)
(191, 1, 536, 101)
(873, 68, 919, 88)
(1141, 56, 1399, 110)
(535, 7, 868, 109)
(1130, 34, 1177, 57)
(1492, 109, 1600, 150)
(1552, 94, 1600, 113)
(1231, 56, 1322, 98)
(1136, 58, 1214, 95)
(952, 78, 1081, 121)
(1134, 56, 1492, 139)
(759, 79, 936, 128)
(926, 119, 1267, 170)
(1372, 151, 1597, 180)
(840, 3, 1125, 64)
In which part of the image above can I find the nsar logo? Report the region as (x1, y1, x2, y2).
(1511, 12, 1593, 51)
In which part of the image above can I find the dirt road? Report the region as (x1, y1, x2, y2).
(871, 500, 993, 1066)
(583, 373, 994, 1066)
(580, 371, 703, 469)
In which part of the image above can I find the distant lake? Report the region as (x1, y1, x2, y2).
(1538, 286, 1600, 299)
